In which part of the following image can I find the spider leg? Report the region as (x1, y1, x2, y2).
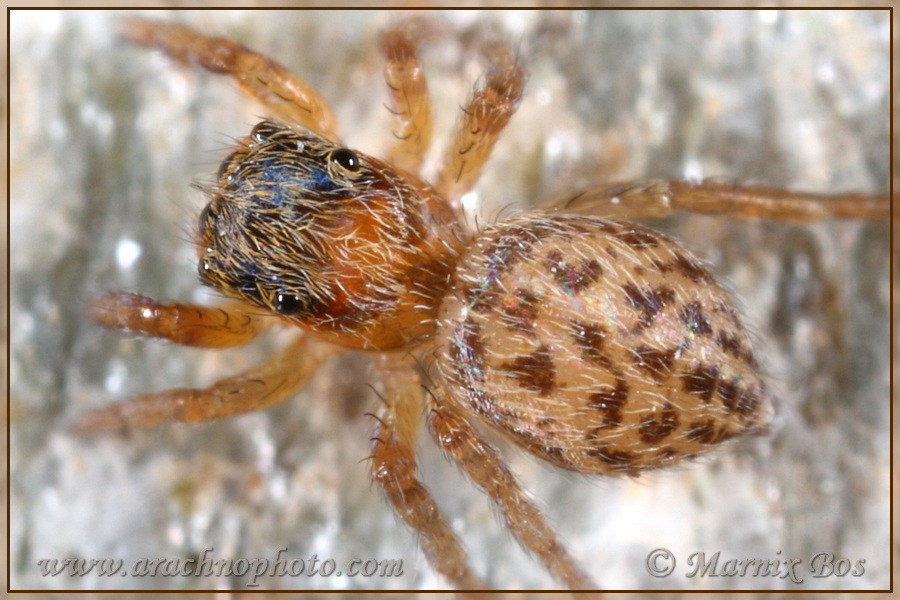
(545, 179, 890, 221)
(427, 394, 598, 592)
(120, 18, 340, 141)
(371, 353, 486, 590)
(435, 45, 525, 203)
(381, 22, 433, 175)
(70, 335, 341, 433)
(88, 292, 272, 348)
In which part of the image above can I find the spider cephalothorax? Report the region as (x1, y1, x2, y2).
(199, 120, 464, 350)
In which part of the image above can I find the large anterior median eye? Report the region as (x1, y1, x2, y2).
(331, 148, 360, 172)
(274, 291, 304, 315)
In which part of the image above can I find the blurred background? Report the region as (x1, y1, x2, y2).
(10, 8, 890, 592)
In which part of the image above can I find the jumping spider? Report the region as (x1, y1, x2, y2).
(68, 16, 889, 591)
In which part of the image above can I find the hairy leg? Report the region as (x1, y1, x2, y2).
(381, 22, 433, 175)
(71, 335, 341, 433)
(428, 395, 598, 592)
(120, 18, 340, 140)
(546, 180, 890, 222)
(88, 292, 272, 348)
(371, 353, 486, 590)
(435, 45, 525, 203)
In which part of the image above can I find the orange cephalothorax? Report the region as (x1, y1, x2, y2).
(198, 120, 464, 350)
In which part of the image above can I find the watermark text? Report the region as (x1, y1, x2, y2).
(646, 548, 865, 583)
(37, 547, 404, 586)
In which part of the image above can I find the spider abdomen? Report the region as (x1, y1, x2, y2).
(435, 214, 774, 476)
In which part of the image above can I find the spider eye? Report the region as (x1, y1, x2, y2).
(198, 203, 213, 237)
(249, 121, 277, 145)
(216, 151, 240, 184)
(331, 148, 360, 172)
(197, 256, 215, 284)
(275, 292, 303, 315)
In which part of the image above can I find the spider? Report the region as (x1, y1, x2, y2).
(53, 13, 889, 592)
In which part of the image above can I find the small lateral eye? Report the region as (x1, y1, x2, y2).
(197, 256, 214, 283)
(275, 292, 304, 315)
(216, 151, 240, 184)
(198, 203, 213, 237)
(331, 148, 360, 172)
(249, 122, 272, 144)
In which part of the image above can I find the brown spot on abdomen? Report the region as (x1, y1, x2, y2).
(544, 250, 602, 295)
(571, 320, 610, 365)
(624, 283, 676, 329)
(501, 345, 557, 396)
(682, 364, 719, 401)
(633, 345, 677, 382)
(588, 376, 630, 428)
(680, 301, 713, 337)
(638, 402, 680, 443)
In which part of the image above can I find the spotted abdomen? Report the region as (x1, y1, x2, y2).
(434, 214, 774, 476)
